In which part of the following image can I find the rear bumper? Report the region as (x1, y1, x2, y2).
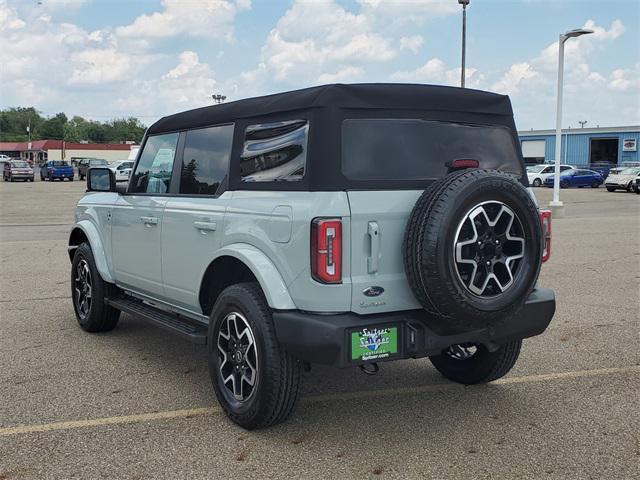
(50, 173, 74, 179)
(273, 288, 556, 367)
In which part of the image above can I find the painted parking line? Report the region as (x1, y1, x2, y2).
(1, 365, 637, 437)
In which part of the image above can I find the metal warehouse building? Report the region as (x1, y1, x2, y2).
(518, 126, 639, 167)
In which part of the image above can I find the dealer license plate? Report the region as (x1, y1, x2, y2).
(351, 326, 398, 362)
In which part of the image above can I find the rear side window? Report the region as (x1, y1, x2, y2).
(130, 133, 179, 194)
(342, 119, 522, 181)
(180, 125, 234, 195)
(240, 120, 308, 182)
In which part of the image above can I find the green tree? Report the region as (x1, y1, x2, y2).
(39, 112, 68, 139)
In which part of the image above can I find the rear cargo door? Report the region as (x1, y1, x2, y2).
(346, 191, 422, 315)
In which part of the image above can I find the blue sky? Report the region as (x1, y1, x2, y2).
(1, 0, 638, 130)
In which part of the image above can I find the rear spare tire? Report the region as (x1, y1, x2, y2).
(403, 169, 542, 331)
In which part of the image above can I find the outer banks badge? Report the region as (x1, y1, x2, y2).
(351, 327, 398, 361)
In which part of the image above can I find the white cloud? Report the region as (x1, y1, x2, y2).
(158, 51, 217, 107)
(491, 62, 538, 95)
(391, 58, 484, 89)
(69, 48, 137, 84)
(358, 0, 459, 26)
(608, 66, 640, 92)
(318, 66, 365, 83)
(243, 0, 399, 86)
(116, 0, 250, 40)
(399, 34, 423, 53)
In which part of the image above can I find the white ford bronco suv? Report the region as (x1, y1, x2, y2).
(69, 84, 555, 429)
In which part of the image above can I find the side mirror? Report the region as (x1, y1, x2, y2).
(87, 167, 116, 192)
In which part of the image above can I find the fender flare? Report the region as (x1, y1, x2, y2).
(69, 221, 114, 284)
(211, 244, 296, 310)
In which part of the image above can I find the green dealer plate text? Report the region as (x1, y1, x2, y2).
(351, 327, 398, 361)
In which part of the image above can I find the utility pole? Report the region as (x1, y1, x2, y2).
(459, 0, 470, 88)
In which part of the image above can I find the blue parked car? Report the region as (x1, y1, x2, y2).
(543, 169, 603, 189)
(40, 160, 75, 181)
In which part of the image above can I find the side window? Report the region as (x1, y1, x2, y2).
(240, 120, 308, 182)
(542, 166, 552, 174)
(560, 166, 572, 172)
(180, 125, 234, 195)
(130, 133, 179, 194)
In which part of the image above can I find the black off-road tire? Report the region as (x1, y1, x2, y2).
(71, 242, 120, 332)
(430, 340, 522, 385)
(403, 169, 542, 331)
(208, 282, 303, 430)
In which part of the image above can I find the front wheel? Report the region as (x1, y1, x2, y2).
(430, 340, 522, 385)
(532, 178, 542, 187)
(71, 242, 120, 332)
(560, 180, 569, 189)
(208, 282, 302, 430)
(591, 181, 600, 188)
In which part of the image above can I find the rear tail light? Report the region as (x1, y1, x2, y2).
(311, 218, 342, 284)
(539, 209, 551, 262)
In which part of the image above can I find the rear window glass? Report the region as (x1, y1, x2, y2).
(240, 120, 308, 182)
(342, 119, 522, 181)
(52, 161, 69, 167)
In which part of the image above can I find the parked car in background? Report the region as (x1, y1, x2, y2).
(3, 160, 34, 182)
(108, 160, 135, 182)
(77, 158, 109, 180)
(604, 167, 640, 192)
(631, 175, 640, 194)
(607, 167, 626, 176)
(526, 164, 574, 187)
(543, 169, 603, 188)
(40, 160, 74, 181)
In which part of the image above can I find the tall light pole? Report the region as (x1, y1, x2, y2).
(212, 94, 226, 104)
(459, 0, 470, 88)
(549, 28, 593, 218)
(578, 120, 587, 128)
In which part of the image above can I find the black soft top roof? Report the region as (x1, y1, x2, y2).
(148, 83, 514, 135)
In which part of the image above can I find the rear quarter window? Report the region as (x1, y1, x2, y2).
(240, 120, 308, 182)
(342, 119, 523, 181)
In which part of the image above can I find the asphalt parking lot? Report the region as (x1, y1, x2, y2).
(0, 178, 638, 479)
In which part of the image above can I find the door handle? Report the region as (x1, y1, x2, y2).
(140, 216, 158, 226)
(194, 221, 217, 232)
(367, 221, 380, 274)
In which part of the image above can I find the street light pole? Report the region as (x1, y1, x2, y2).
(459, 0, 470, 88)
(212, 94, 226, 104)
(549, 28, 593, 218)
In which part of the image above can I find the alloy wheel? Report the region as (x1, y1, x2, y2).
(74, 259, 92, 319)
(217, 312, 258, 402)
(454, 201, 526, 297)
(445, 343, 478, 361)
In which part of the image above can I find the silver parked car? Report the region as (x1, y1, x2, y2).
(67, 84, 556, 429)
(605, 167, 640, 192)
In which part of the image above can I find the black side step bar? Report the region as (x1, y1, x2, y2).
(105, 296, 207, 344)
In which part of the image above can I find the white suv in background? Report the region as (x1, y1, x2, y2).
(526, 164, 575, 187)
(108, 160, 134, 182)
